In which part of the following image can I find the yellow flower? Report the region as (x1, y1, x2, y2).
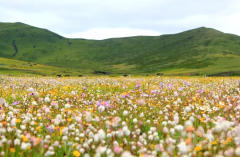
(22, 135, 28, 142)
(36, 126, 41, 131)
(194, 146, 202, 152)
(211, 140, 217, 145)
(38, 117, 42, 120)
(16, 119, 21, 123)
(150, 144, 155, 150)
(10, 148, 15, 153)
(73, 150, 80, 157)
(59, 129, 62, 136)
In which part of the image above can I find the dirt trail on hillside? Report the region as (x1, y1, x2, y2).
(10, 40, 18, 58)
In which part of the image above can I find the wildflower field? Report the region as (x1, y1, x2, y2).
(0, 76, 240, 157)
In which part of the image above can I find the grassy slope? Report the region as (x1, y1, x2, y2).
(1, 22, 240, 75)
(0, 57, 86, 76)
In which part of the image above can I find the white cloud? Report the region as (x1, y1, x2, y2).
(62, 28, 161, 40)
(0, 0, 240, 39)
(218, 0, 240, 35)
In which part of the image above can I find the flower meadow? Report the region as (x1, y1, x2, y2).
(0, 76, 240, 157)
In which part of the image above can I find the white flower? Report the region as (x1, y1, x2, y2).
(150, 127, 157, 132)
(106, 148, 113, 155)
(0, 152, 4, 156)
(133, 118, 138, 123)
(45, 135, 51, 140)
(55, 114, 62, 121)
(96, 146, 107, 154)
(123, 110, 128, 116)
(14, 139, 21, 145)
(21, 142, 31, 150)
(235, 147, 240, 156)
(148, 135, 153, 141)
(0, 128, 6, 133)
(7, 127, 13, 133)
(85, 112, 92, 122)
(184, 120, 193, 128)
(34, 92, 39, 97)
(44, 97, 50, 103)
(62, 127, 68, 135)
(8, 111, 14, 118)
(83, 153, 90, 157)
(32, 101, 37, 106)
(23, 116, 31, 124)
(205, 133, 215, 142)
(175, 125, 184, 132)
(98, 106, 105, 113)
(20, 125, 26, 130)
(45, 150, 55, 156)
(65, 104, 70, 109)
(162, 121, 167, 126)
(170, 128, 175, 135)
(163, 127, 169, 134)
(79, 133, 85, 138)
(94, 134, 99, 143)
(98, 129, 106, 140)
(125, 130, 131, 136)
(122, 126, 128, 133)
(75, 137, 79, 141)
(140, 112, 144, 118)
(189, 116, 194, 122)
(178, 141, 188, 154)
(62, 136, 68, 141)
(113, 141, 119, 146)
(10, 118, 16, 126)
(80, 148, 85, 153)
(224, 148, 234, 157)
(0, 114, 5, 121)
(121, 151, 132, 157)
(12, 94, 16, 100)
(1, 138, 7, 143)
(28, 88, 34, 92)
(4, 102, 8, 107)
(53, 141, 60, 147)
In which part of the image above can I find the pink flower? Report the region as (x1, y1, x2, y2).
(174, 91, 178, 97)
(38, 98, 43, 103)
(114, 146, 123, 154)
(155, 144, 164, 152)
(137, 99, 146, 106)
(0, 98, 5, 105)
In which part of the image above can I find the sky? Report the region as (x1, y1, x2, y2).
(0, 0, 240, 40)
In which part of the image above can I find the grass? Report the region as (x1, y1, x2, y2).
(159, 54, 240, 75)
(0, 22, 240, 75)
(0, 57, 86, 76)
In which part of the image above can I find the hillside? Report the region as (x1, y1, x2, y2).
(1, 22, 240, 75)
(0, 57, 87, 76)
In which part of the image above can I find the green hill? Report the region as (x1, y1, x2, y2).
(0, 57, 89, 76)
(1, 22, 240, 76)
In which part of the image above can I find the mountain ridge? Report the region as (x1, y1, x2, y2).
(0, 22, 240, 76)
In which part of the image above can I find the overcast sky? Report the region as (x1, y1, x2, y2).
(1, 0, 240, 39)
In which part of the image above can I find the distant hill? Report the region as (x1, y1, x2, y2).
(1, 22, 240, 76)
